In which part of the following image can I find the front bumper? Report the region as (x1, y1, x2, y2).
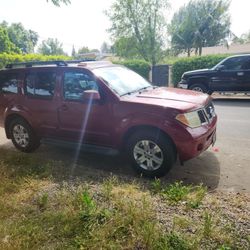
(175, 116, 217, 162)
(177, 80, 188, 89)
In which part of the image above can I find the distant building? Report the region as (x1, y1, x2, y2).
(180, 43, 250, 57)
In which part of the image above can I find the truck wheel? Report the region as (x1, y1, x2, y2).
(9, 118, 40, 152)
(189, 84, 208, 93)
(126, 130, 176, 177)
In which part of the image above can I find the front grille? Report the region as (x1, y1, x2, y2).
(204, 102, 216, 121)
(198, 110, 207, 124)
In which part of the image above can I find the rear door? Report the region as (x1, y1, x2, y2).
(21, 69, 59, 137)
(57, 69, 113, 146)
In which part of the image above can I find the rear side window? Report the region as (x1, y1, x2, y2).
(25, 72, 56, 99)
(0, 73, 18, 94)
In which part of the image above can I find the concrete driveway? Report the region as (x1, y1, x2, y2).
(0, 97, 249, 192)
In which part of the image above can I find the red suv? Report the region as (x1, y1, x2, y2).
(0, 60, 217, 177)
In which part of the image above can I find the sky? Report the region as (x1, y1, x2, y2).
(0, 0, 250, 55)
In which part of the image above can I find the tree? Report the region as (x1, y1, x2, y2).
(232, 31, 250, 44)
(0, 22, 39, 53)
(106, 0, 169, 65)
(100, 42, 111, 54)
(169, 0, 231, 56)
(47, 0, 71, 7)
(113, 37, 142, 58)
(0, 26, 21, 53)
(71, 45, 76, 58)
(38, 38, 66, 55)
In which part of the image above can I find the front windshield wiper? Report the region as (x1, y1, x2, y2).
(120, 85, 156, 97)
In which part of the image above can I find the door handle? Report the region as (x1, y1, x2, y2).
(237, 72, 244, 76)
(60, 104, 68, 111)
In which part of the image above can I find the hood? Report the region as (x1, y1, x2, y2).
(184, 68, 212, 76)
(122, 87, 210, 112)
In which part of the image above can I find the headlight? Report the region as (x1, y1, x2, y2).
(176, 111, 201, 128)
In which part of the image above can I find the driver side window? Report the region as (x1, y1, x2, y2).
(63, 71, 99, 101)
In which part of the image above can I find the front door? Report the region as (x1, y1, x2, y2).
(210, 56, 250, 92)
(57, 70, 113, 146)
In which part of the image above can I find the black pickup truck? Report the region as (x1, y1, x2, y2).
(178, 54, 250, 94)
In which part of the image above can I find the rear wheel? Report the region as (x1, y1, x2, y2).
(9, 118, 40, 152)
(189, 84, 208, 93)
(126, 130, 176, 177)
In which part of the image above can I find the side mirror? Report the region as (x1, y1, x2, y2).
(82, 90, 101, 101)
(216, 65, 226, 71)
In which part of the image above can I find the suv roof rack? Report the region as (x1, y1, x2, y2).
(5, 59, 96, 69)
(5, 60, 68, 69)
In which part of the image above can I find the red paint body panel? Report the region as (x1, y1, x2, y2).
(0, 63, 217, 163)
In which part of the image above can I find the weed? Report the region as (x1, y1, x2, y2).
(167, 232, 191, 250)
(203, 211, 213, 238)
(151, 178, 162, 193)
(37, 192, 48, 211)
(163, 181, 191, 203)
(102, 175, 118, 199)
(186, 185, 207, 209)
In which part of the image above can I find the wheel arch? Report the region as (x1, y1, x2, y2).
(5, 114, 31, 139)
(188, 76, 209, 88)
(122, 125, 177, 156)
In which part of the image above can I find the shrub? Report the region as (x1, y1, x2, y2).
(0, 53, 71, 69)
(171, 55, 229, 86)
(114, 59, 151, 79)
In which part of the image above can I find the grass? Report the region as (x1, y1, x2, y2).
(0, 148, 249, 249)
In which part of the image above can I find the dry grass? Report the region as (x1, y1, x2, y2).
(0, 148, 249, 250)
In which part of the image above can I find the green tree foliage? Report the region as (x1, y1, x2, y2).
(0, 22, 38, 53)
(37, 38, 66, 55)
(113, 37, 141, 59)
(169, 0, 231, 56)
(0, 27, 21, 54)
(0, 53, 70, 69)
(47, 0, 71, 7)
(106, 0, 169, 65)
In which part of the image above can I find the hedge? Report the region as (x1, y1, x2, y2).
(0, 53, 71, 69)
(172, 55, 229, 86)
(113, 59, 151, 79)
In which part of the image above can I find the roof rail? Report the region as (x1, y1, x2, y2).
(5, 60, 68, 69)
(64, 59, 96, 64)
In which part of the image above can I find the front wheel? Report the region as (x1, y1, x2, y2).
(126, 130, 176, 177)
(9, 118, 40, 152)
(189, 84, 208, 93)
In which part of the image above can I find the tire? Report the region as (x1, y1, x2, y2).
(126, 129, 176, 177)
(189, 84, 208, 93)
(9, 118, 40, 152)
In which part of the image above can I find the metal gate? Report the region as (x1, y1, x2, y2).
(151, 65, 169, 86)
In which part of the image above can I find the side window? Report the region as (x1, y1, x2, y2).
(0, 73, 18, 94)
(241, 59, 250, 70)
(222, 57, 248, 70)
(63, 71, 99, 101)
(25, 72, 56, 99)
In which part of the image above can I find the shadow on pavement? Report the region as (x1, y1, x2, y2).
(0, 140, 220, 191)
(33, 143, 220, 191)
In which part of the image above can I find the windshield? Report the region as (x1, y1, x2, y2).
(93, 66, 151, 96)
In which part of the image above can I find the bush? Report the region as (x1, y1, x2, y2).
(0, 53, 71, 69)
(114, 59, 151, 79)
(171, 55, 229, 86)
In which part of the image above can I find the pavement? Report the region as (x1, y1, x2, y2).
(0, 97, 250, 192)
